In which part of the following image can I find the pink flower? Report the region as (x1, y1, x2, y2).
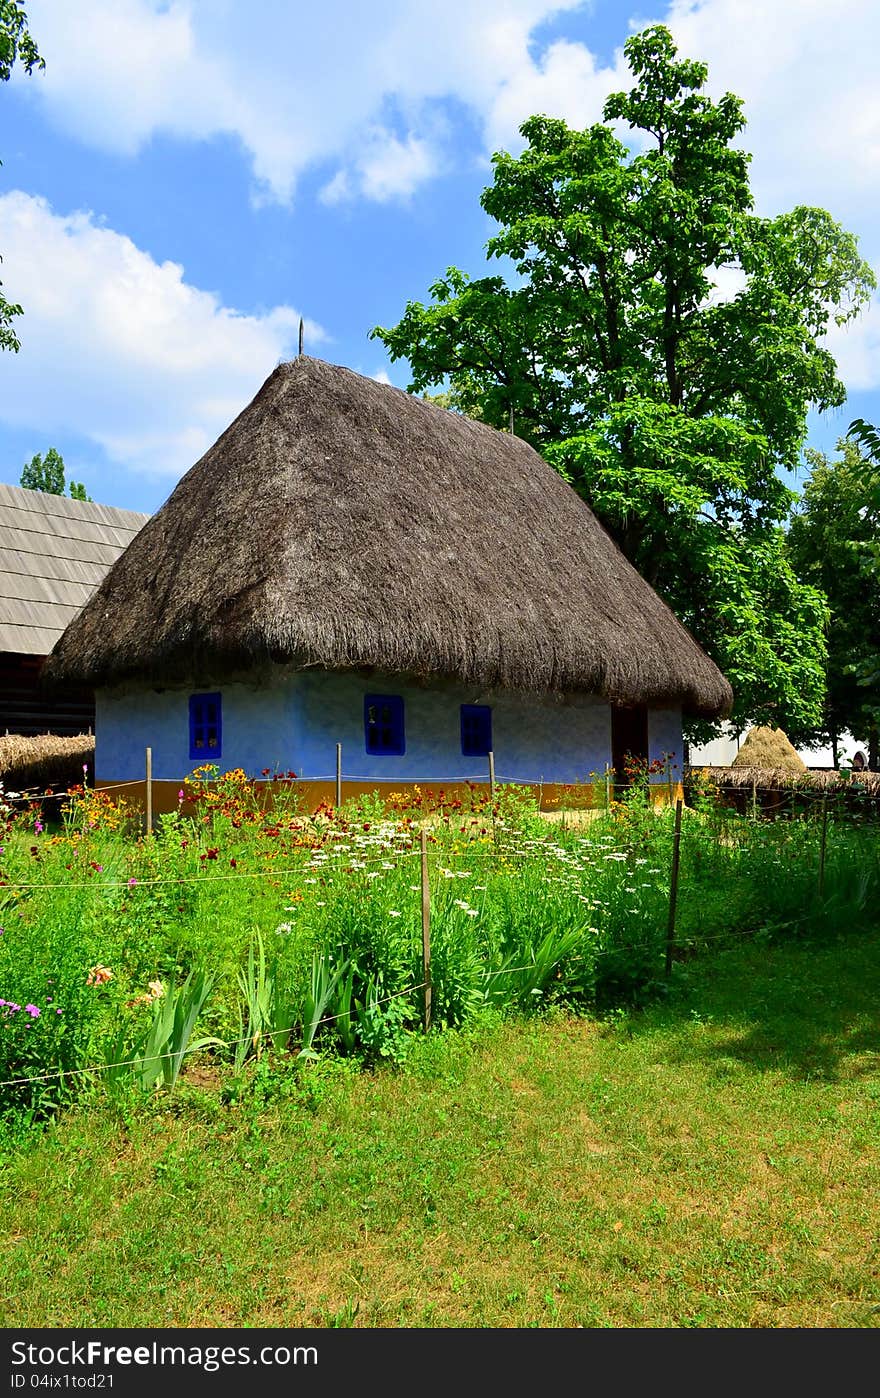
(128, 877, 138, 887)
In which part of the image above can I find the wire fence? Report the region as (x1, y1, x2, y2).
(1, 770, 877, 1104)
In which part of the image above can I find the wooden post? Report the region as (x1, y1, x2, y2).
(420, 827, 431, 1033)
(145, 746, 153, 837)
(751, 776, 757, 822)
(665, 797, 683, 979)
(335, 742, 342, 810)
(488, 750, 497, 844)
(605, 764, 611, 811)
(818, 796, 828, 898)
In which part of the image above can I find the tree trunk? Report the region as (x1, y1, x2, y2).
(831, 732, 839, 769)
(869, 723, 879, 773)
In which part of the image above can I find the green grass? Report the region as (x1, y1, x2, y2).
(3, 774, 878, 1112)
(2, 925, 878, 1328)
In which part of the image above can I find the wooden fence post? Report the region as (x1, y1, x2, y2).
(420, 827, 432, 1033)
(335, 742, 342, 810)
(818, 796, 828, 898)
(605, 764, 611, 811)
(751, 776, 757, 822)
(488, 750, 496, 801)
(665, 797, 684, 979)
(145, 746, 153, 837)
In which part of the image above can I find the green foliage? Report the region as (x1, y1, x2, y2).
(19, 447, 92, 500)
(0, 3, 43, 354)
(298, 952, 349, 1060)
(847, 418, 880, 468)
(0, 1, 42, 81)
(20, 446, 65, 494)
(372, 23, 874, 732)
(124, 969, 219, 1091)
(789, 436, 880, 766)
(234, 934, 294, 1072)
(2, 774, 879, 1121)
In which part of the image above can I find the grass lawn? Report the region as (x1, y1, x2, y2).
(2, 924, 878, 1329)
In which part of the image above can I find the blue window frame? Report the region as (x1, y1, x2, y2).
(364, 694, 405, 756)
(189, 692, 222, 761)
(461, 704, 492, 757)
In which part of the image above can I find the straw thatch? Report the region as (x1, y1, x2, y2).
(46, 357, 732, 718)
(694, 765, 880, 795)
(731, 726, 806, 775)
(0, 733, 93, 792)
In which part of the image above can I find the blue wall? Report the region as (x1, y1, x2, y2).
(95, 667, 682, 786)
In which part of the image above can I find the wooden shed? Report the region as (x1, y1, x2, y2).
(0, 483, 148, 735)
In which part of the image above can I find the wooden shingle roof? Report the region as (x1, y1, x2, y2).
(0, 483, 148, 655)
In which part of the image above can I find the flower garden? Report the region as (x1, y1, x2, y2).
(1, 765, 878, 1126)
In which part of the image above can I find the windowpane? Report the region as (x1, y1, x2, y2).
(365, 694, 404, 756)
(190, 692, 222, 761)
(461, 704, 492, 757)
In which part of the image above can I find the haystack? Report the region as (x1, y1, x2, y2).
(0, 733, 94, 793)
(731, 726, 806, 775)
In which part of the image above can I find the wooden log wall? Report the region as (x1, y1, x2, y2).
(0, 651, 94, 737)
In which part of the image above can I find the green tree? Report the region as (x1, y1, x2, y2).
(372, 24, 874, 732)
(20, 446, 92, 500)
(21, 446, 64, 493)
(0, 3, 43, 353)
(789, 437, 880, 769)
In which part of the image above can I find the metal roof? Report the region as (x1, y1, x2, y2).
(0, 482, 149, 655)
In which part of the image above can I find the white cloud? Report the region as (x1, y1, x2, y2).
(16, 0, 880, 238)
(322, 128, 439, 205)
(0, 191, 323, 477)
(23, 0, 602, 204)
(665, 0, 880, 248)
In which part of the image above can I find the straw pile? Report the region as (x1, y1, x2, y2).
(690, 766, 880, 796)
(0, 733, 94, 793)
(731, 726, 806, 775)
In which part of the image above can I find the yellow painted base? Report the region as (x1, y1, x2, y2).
(97, 777, 685, 817)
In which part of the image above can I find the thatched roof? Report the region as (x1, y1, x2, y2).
(731, 726, 806, 775)
(46, 357, 732, 718)
(693, 765, 880, 796)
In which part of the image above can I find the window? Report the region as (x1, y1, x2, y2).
(461, 704, 492, 757)
(189, 693, 222, 760)
(364, 694, 405, 755)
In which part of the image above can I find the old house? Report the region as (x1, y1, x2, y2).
(46, 358, 732, 808)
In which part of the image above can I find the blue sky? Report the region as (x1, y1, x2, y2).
(0, 0, 877, 514)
